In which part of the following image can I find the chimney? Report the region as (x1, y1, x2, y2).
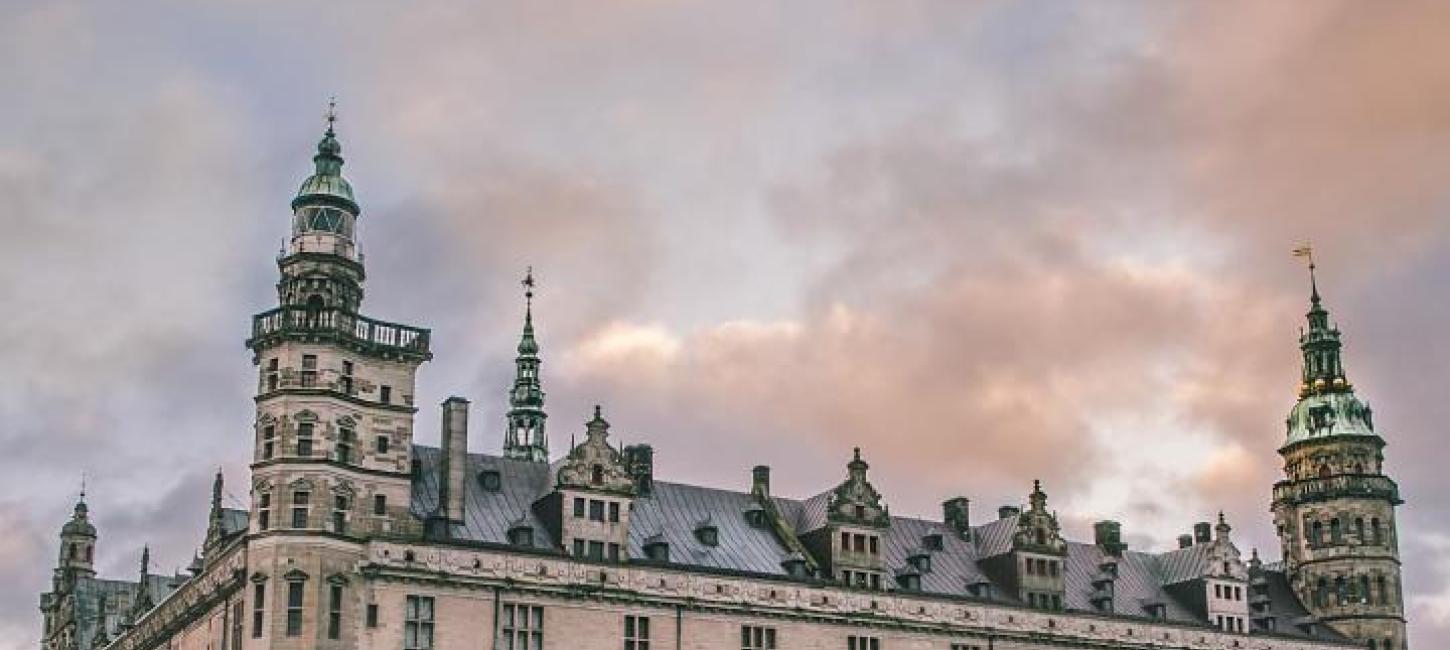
(943, 497, 971, 536)
(998, 505, 1021, 520)
(440, 397, 470, 524)
(1094, 520, 1126, 556)
(1193, 521, 1212, 545)
(751, 465, 771, 498)
(623, 444, 654, 496)
(1177, 534, 1194, 549)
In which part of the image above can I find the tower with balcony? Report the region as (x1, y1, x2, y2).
(1271, 260, 1405, 649)
(244, 107, 431, 647)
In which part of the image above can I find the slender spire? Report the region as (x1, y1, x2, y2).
(1292, 245, 1350, 396)
(293, 97, 358, 213)
(504, 268, 548, 462)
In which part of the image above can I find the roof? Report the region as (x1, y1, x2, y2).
(408, 444, 1323, 634)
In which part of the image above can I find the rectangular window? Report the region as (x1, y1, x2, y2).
(624, 615, 650, 650)
(285, 581, 304, 636)
(840, 531, 850, 550)
(574, 497, 586, 518)
(741, 626, 776, 650)
(609, 502, 620, 522)
(297, 423, 314, 457)
(590, 500, 605, 522)
(301, 355, 317, 387)
(230, 600, 243, 650)
(404, 595, 435, 650)
(262, 425, 276, 460)
(847, 636, 880, 650)
(251, 582, 265, 638)
(374, 494, 387, 516)
(608, 543, 621, 562)
(366, 603, 378, 628)
(266, 358, 279, 391)
(589, 540, 605, 561)
(333, 495, 348, 534)
(340, 360, 354, 394)
(869, 574, 880, 590)
(258, 494, 271, 531)
(1048, 561, 1059, 578)
(379, 385, 392, 404)
(292, 491, 309, 529)
(500, 603, 543, 650)
(376, 435, 390, 454)
(869, 535, 879, 555)
(573, 540, 586, 557)
(327, 584, 342, 639)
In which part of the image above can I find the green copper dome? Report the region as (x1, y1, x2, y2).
(1284, 390, 1376, 449)
(1281, 262, 1382, 451)
(292, 125, 359, 214)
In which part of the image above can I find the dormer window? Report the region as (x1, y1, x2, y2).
(644, 540, 670, 562)
(592, 464, 604, 485)
(508, 526, 534, 547)
(922, 533, 943, 550)
(908, 552, 932, 573)
(695, 523, 719, 547)
(854, 505, 865, 519)
(479, 470, 502, 492)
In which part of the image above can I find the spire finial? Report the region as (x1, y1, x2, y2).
(1293, 243, 1319, 305)
(325, 96, 337, 136)
(79, 472, 87, 504)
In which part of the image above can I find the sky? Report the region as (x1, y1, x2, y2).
(2, 0, 1448, 645)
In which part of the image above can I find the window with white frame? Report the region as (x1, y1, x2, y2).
(741, 625, 776, 650)
(404, 595, 434, 650)
(624, 615, 650, 650)
(500, 603, 543, 650)
(848, 635, 881, 650)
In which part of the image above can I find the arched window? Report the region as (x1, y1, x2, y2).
(1330, 518, 1343, 544)
(1372, 518, 1383, 545)
(1360, 575, 1372, 604)
(1355, 518, 1366, 544)
(1312, 521, 1324, 547)
(84, 545, 92, 562)
(1334, 576, 1347, 605)
(1377, 576, 1390, 606)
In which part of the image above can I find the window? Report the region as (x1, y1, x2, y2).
(262, 425, 276, 460)
(592, 464, 604, 484)
(509, 526, 534, 546)
(1311, 520, 1324, 547)
(338, 427, 354, 464)
(258, 493, 271, 531)
(500, 603, 543, 650)
(847, 635, 880, 650)
(332, 495, 348, 534)
(285, 581, 304, 636)
(376, 435, 390, 454)
(251, 582, 265, 638)
(480, 471, 502, 492)
(1331, 518, 1343, 544)
(1049, 560, 1059, 577)
(609, 502, 620, 522)
(841, 531, 850, 550)
(573, 540, 585, 557)
(374, 494, 387, 516)
(230, 600, 243, 650)
(266, 358, 279, 391)
(1356, 517, 1366, 543)
(297, 423, 314, 457)
(589, 541, 606, 560)
(379, 385, 392, 404)
(853, 533, 865, 552)
(366, 603, 378, 628)
(327, 584, 342, 639)
(1215, 584, 1223, 599)
(624, 615, 650, 650)
(340, 360, 354, 394)
(301, 355, 318, 387)
(1372, 518, 1383, 545)
(869, 535, 879, 555)
(590, 500, 605, 522)
(951, 645, 983, 650)
(404, 595, 435, 650)
(608, 543, 621, 562)
(574, 498, 586, 518)
(1361, 575, 1373, 604)
(741, 625, 776, 650)
(291, 491, 310, 528)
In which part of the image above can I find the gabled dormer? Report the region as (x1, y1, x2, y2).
(979, 480, 1067, 610)
(800, 448, 890, 590)
(535, 406, 635, 562)
(1160, 514, 1250, 633)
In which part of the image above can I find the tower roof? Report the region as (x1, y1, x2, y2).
(1283, 249, 1379, 450)
(292, 99, 358, 214)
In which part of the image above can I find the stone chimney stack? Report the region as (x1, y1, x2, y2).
(943, 497, 971, 536)
(623, 444, 655, 496)
(440, 397, 470, 524)
(1178, 534, 1194, 549)
(1094, 520, 1126, 556)
(1193, 521, 1212, 545)
(998, 505, 1021, 520)
(751, 465, 771, 498)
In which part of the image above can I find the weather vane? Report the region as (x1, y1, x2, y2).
(522, 266, 536, 310)
(325, 96, 337, 132)
(1292, 243, 1315, 269)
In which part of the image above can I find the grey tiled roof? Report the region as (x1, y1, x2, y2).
(408, 445, 1320, 634)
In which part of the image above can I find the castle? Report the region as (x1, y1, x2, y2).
(39, 115, 1407, 650)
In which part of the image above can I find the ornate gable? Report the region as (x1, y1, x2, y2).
(554, 406, 634, 495)
(1013, 480, 1067, 555)
(826, 448, 889, 528)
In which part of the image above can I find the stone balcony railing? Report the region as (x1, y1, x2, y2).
(248, 305, 431, 359)
(1272, 474, 1401, 506)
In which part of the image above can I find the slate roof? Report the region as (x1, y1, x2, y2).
(67, 574, 181, 649)
(408, 444, 1327, 636)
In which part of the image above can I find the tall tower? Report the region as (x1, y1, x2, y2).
(244, 105, 431, 647)
(503, 268, 549, 462)
(55, 490, 97, 581)
(1272, 255, 1406, 649)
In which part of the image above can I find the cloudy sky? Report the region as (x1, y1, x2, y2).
(3, 0, 1449, 645)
